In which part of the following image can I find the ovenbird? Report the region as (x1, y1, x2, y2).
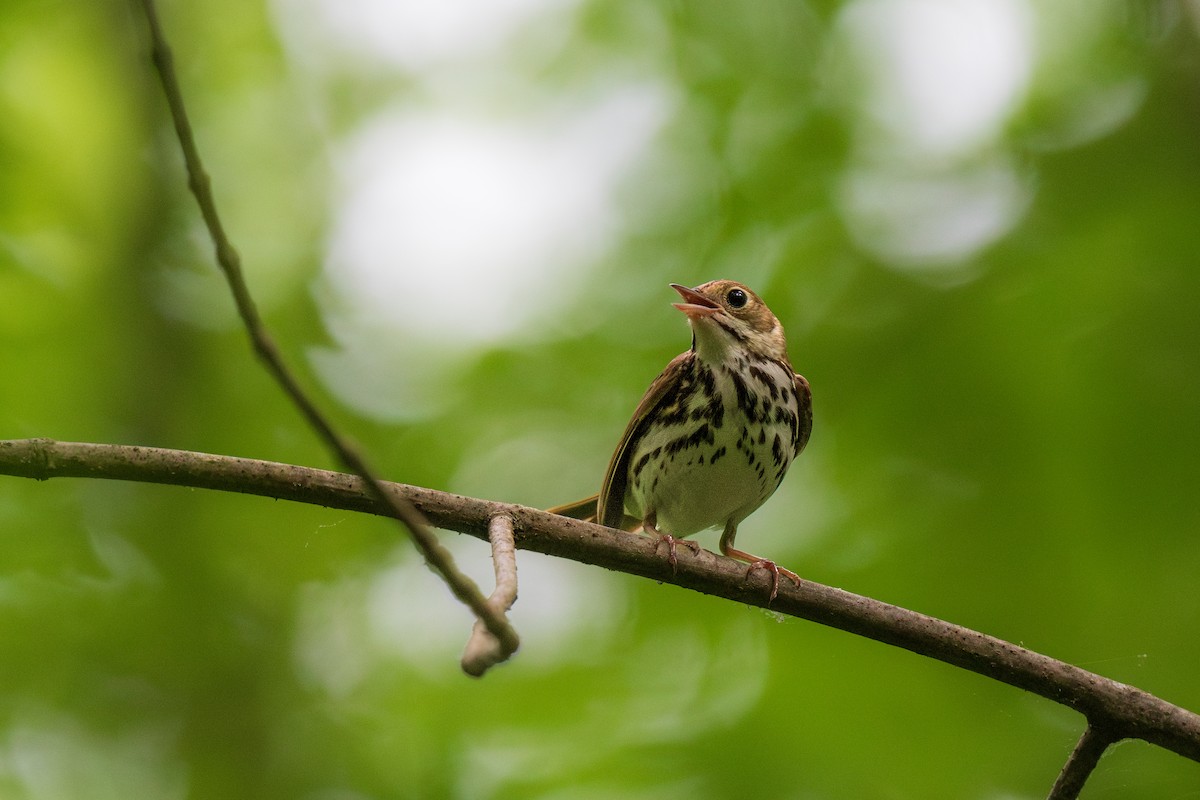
(551, 280, 812, 599)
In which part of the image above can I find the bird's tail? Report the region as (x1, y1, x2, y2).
(546, 494, 599, 522)
(546, 494, 641, 531)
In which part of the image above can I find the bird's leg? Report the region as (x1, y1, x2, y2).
(719, 521, 801, 603)
(644, 511, 700, 572)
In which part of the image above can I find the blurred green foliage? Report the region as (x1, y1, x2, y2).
(2, 0, 1199, 797)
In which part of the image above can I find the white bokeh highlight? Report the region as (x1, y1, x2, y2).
(323, 89, 670, 345)
(834, 0, 1037, 271)
(841, 0, 1034, 161)
(839, 159, 1032, 272)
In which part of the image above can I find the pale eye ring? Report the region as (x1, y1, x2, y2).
(727, 288, 748, 309)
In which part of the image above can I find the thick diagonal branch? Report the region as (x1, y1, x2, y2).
(2, 438, 1198, 770)
(136, 0, 516, 654)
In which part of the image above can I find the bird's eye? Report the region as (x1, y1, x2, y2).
(726, 288, 748, 309)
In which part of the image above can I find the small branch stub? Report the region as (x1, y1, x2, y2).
(1048, 724, 1117, 800)
(461, 515, 520, 677)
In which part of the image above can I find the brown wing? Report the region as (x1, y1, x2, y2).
(794, 372, 813, 454)
(597, 351, 694, 528)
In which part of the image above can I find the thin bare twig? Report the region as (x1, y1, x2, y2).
(2, 438, 1198, 777)
(1047, 724, 1117, 800)
(135, 0, 517, 655)
(461, 515, 520, 677)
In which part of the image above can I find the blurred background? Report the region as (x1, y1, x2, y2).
(2, 0, 1199, 796)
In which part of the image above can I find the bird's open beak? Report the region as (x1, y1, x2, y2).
(670, 283, 719, 319)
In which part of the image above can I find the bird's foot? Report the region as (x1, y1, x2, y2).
(644, 518, 700, 572)
(744, 559, 802, 604)
(720, 525, 801, 604)
(652, 533, 701, 572)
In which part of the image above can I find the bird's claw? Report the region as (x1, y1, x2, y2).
(745, 559, 802, 603)
(653, 533, 701, 572)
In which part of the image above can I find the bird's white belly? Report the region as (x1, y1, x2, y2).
(635, 448, 767, 536)
(625, 398, 791, 537)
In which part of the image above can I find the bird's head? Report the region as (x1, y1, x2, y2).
(670, 280, 788, 363)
